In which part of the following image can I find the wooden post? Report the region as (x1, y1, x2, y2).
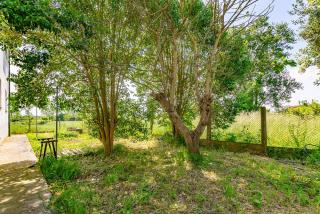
(260, 107, 267, 155)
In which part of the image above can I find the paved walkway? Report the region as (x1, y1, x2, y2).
(0, 135, 51, 214)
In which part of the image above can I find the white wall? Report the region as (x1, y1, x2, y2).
(0, 50, 9, 143)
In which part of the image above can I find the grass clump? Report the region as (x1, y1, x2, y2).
(121, 184, 154, 213)
(52, 185, 97, 214)
(250, 191, 263, 208)
(40, 156, 81, 181)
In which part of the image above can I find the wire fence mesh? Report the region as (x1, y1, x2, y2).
(267, 112, 320, 149)
(212, 111, 262, 145)
(210, 109, 320, 149)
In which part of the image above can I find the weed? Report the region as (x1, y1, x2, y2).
(40, 156, 81, 181)
(53, 185, 96, 214)
(288, 122, 307, 148)
(121, 184, 154, 213)
(104, 174, 119, 186)
(226, 133, 237, 142)
(222, 181, 237, 199)
(297, 189, 310, 206)
(113, 144, 128, 155)
(250, 191, 263, 208)
(195, 193, 206, 204)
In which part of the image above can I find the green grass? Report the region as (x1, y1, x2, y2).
(38, 139, 320, 213)
(24, 121, 100, 157)
(40, 156, 81, 181)
(11, 120, 86, 134)
(211, 112, 320, 148)
(28, 132, 100, 157)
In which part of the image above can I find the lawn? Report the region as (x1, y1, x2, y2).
(11, 120, 86, 135)
(33, 139, 319, 213)
(21, 118, 320, 213)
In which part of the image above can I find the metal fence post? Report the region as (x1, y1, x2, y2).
(261, 107, 267, 154)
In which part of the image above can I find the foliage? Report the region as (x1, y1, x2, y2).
(0, 0, 307, 156)
(115, 95, 148, 140)
(292, 0, 320, 85)
(40, 156, 81, 181)
(285, 100, 320, 118)
(236, 17, 300, 111)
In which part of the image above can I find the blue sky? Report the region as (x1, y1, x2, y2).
(261, 0, 320, 105)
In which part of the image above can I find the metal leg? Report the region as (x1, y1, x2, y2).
(39, 143, 43, 159)
(43, 142, 48, 159)
(48, 143, 52, 155)
(51, 141, 57, 159)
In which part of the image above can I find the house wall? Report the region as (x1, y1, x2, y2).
(0, 50, 9, 143)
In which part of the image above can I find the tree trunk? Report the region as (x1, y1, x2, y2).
(152, 92, 210, 154)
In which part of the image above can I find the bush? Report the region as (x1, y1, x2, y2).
(285, 101, 320, 118)
(40, 157, 81, 181)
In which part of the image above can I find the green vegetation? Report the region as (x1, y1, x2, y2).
(37, 140, 319, 213)
(2, 0, 320, 212)
(211, 112, 320, 148)
(11, 120, 85, 135)
(40, 156, 81, 181)
(285, 101, 320, 118)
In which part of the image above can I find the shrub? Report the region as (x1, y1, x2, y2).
(40, 157, 81, 181)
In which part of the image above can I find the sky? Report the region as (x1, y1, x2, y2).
(11, 0, 320, 108)
(259, 0, 320, 106)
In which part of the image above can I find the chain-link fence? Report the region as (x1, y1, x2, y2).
(211, 111, 262, 145)
(205, 108, 320, 151)
(267, 113, 320, 149)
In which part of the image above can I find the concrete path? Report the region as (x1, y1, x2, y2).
(0, 135, 51, 214)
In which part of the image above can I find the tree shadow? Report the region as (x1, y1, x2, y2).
(0, 161, 51, 213)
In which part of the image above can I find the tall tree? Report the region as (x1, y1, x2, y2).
(292, 0, 320, 85)
(133, 0, 271, 154)
(237, 18, 301, 111)
(1, 0, 142, 156)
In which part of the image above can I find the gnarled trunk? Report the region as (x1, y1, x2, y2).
(153, 92, 212, 154)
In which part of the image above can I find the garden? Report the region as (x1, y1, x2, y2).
(1, 0, 320, 213)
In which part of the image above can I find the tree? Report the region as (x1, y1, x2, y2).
(236, 18, 301, 111)
(132, 0, 272, 154)
(1, 0, 143, 156)
(292, 0, 320, 85)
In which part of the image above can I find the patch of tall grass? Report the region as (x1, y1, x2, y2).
(40, 156, 81, 181)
